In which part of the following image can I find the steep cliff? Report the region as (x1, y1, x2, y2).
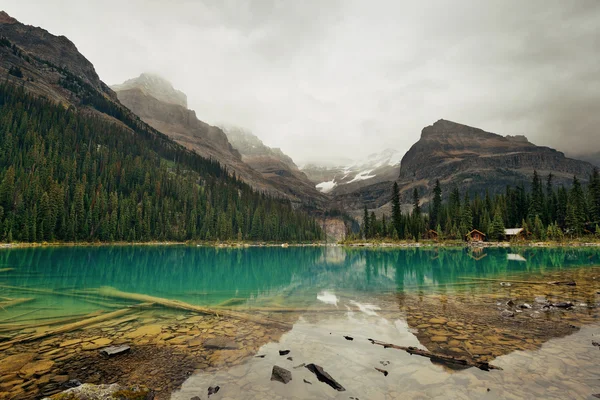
(331, 119, 596, 213)
(112, 77, 293, 199)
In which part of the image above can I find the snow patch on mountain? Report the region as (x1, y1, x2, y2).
(347, 170, 376, 183)
(316, 180, 337, 193)
(307, 148, 403, 193)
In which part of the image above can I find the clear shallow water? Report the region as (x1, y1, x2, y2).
(1, 246, 599, 307)
(1, 245, 600, 399)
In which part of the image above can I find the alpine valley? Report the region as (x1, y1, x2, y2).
(0, 10, 597, 240)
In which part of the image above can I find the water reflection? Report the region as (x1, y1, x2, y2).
(1, 246, 600, 399)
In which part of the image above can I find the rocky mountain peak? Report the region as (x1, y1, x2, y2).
(0, 11, 17, 24)
(111, 73, 187, 108)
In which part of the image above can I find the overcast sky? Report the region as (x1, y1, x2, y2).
(4, 1, 600, 165)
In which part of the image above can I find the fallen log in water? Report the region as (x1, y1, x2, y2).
(0, 311, 104, 333)
(0, 284, 117, 302)
(368, 338, 502, 371)
(94, 286, 291, 329)
(0, 297, 34, 311)
(0, 305, 146, 348)
(459, 277, 553, 285)
(0, 268, 14, 272)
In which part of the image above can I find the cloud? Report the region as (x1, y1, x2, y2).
(3, 0, 600, 165)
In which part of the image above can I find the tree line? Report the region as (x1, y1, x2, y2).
(0, 82, 323, 243)
(359, 170, 600, 241)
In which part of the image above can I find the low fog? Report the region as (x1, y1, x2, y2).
(4, 0, 600, 165)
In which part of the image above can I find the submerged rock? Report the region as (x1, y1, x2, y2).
(501, 310, 515, 318)
(99, 345, 130, 357)
(270, 365, 292, 384)
(305, 363, 345, 391)
(203, 337, 238, 350)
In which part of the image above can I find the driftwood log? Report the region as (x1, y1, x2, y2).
(368, 338, 502, 371)
(0, 311, 104, 333)
(0, 297, 34, 310)
(0, 306, 145, 348)
(94, 286, 291, 329)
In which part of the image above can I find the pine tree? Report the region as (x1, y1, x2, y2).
(412, 188, 421, 216)
(391, 182, 401, 238)
(430, 180, 442, 229)
(363, 205, 370, 239)
(490, 207, 506, 241)
(460, 192, 473, 236)
(590, 168, 600, 224)
(529, 170, 543, 219)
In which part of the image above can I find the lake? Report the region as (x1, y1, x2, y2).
(0, 246, 599, 399)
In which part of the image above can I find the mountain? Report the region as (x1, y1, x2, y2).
(302, 148, 402, 195)
(112, 74, 293, 200)
(569, 151, 600, 168)
(0, 11, 115, 105)
(330, 119, 597, 213)
(222, 127, 327, 208)
(0, 11, 322, 243)
(112, 73, 187, 107)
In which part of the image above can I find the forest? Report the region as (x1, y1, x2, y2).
(0, 82, 323, 243)
(359, 169, 600, 242)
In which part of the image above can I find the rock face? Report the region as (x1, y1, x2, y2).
(0, 11, 116, 105)
(331, 119, 596, 213)
(112, 73, 187, 108)
(398, 119, 595, 200)
(112, 76, 291, 199)
(223, 127, 327, 207)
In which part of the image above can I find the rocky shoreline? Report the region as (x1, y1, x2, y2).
(1, 265, 599, 399)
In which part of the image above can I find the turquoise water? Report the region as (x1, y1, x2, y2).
(2, 245, 600, 399)
(0, 245, 599, 322)
(1, 246, 599, 306)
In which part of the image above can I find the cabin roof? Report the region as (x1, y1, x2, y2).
(505, 228, 524, 235)
(466, 229, 486, 237)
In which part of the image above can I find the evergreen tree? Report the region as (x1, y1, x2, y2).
(528, 170, 544, 219)
(430, 179, 442, 229)
(460, 192, 473, 236)
(391, 182, 401, 238)
(489, 207, 506, 241)
(412, 188, 421, 216)
(363, 205, 370, 239)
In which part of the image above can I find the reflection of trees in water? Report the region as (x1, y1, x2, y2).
(343, 247, 600, 292)
(0, 246, 598, 303)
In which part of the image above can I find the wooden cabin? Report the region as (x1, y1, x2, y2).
(425, 229, 439, 241)
(466, 229, 486, 242)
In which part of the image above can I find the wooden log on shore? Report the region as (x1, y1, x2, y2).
(368, 338, 502, 371)
(94, 286, 291, 329)
(0, 297, 34, 311)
